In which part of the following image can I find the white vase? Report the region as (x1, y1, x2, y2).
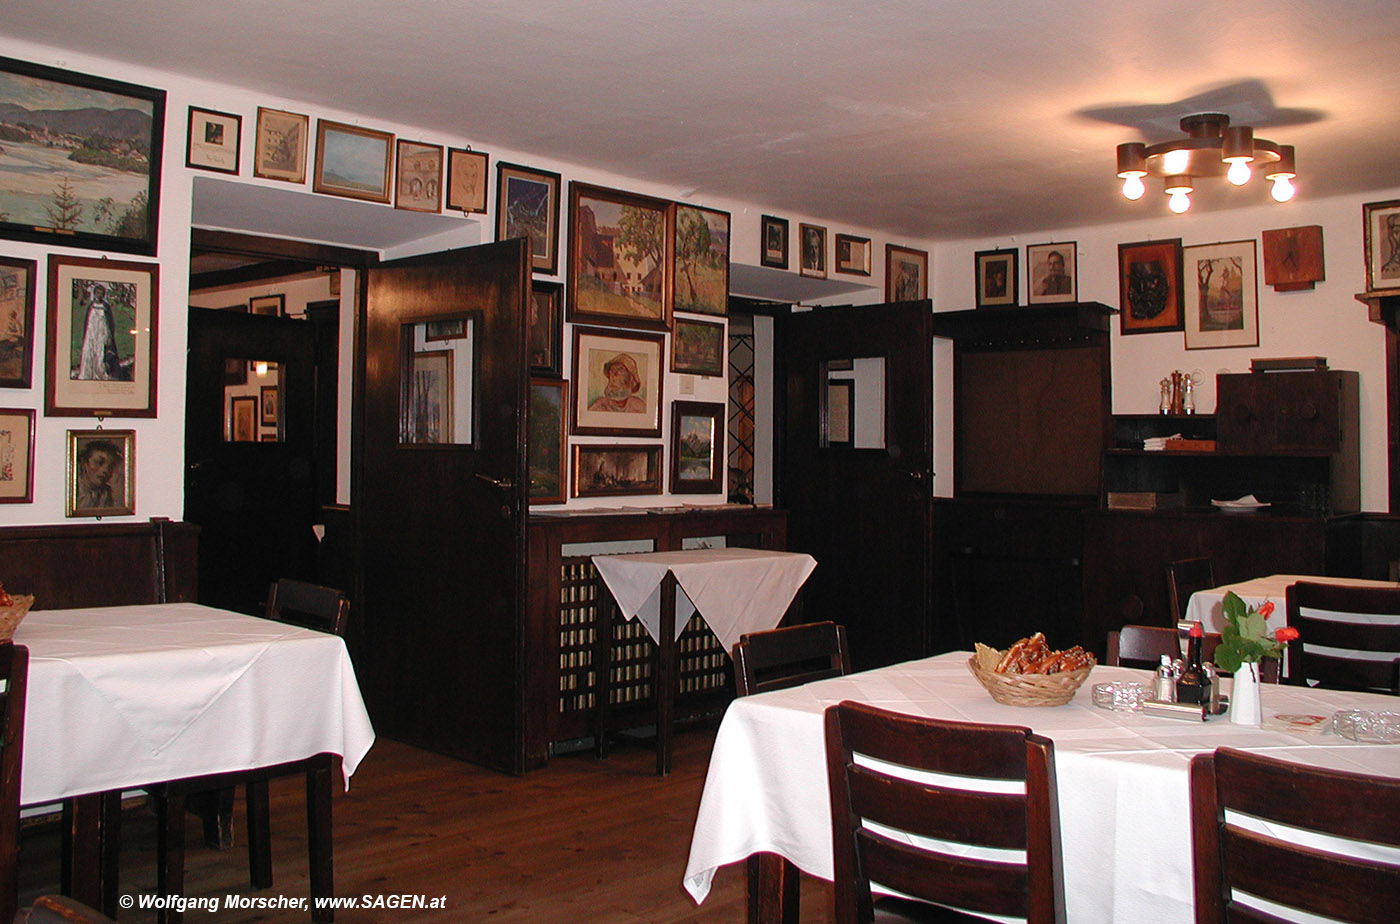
(1229, 661, 1263, 727)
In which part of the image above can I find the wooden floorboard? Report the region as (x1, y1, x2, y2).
(18, 729, 835, 922)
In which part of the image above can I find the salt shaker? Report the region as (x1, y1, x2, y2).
(1203, 663, 1222, 714)
(1153, 654, 1175, 702)
(1182, 377, 1195, 415)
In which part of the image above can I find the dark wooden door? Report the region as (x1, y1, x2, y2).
(779, 300, 934, 670)
(356, 239, 530, 773)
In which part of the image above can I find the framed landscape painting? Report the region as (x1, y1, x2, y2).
(528, 378, 567, 504)
(1117, 238, 1183, 335)
(529, 281, 563, 376)
(0, 57, 165, 256)
(572, 444, 663, 498)
(313, 120, 394, 204)
(1184, 239, 1258, 350)
(674, 204, 730, 316)
(567, 182, 673, 331)
(670, 400, 724, 495)
(0, 257, 36, 388)
(671, 317, 725, 377)
(496, 162, 561, 274)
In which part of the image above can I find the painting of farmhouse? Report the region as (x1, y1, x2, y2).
(568, 182, 672, 331)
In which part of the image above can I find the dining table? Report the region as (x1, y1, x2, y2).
(684, 650, 1400, 924)
(1184, 573, 1400, 635)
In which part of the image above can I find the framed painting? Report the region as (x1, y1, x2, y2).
(974, 248, 1018, 308)
(405, 349, 454, 443)
(835, 234, 872, 276)
(674, 204, 730, 316)
(528, 378, 567, 504)
(1362, 199, 1400, 292)
(395, 140, 443, 213)
(186, 106, 241, 175)
(570, 326, 664, 438)
(761, 215, 789, 269)
(529, 280, 563, 376)
(568, 182, 673, 330)
(886, 244, 928, 301)
(496, 162, 561, 274)
(571, 444, 663, 498)
(799, 223, 827, 279)
(1184, 239, 1259, 350)
(671, 317, 725, 377)
(253, 107, 308, 183)
(1117, 238, 1184, 335)
(670, 400, 724, 495)
(45, 255, 158, 418)
(424, 318, 466, 342)
(824, 379, 853, 449)
(0, 57, 165, 256)
(227, 396, 256, 442)
(446, 148, 488, 214)
(66, 428, 134, 517)
(313, 120, 394, 203)
(260, 385, 279, 426)
(1027, 241, 1077, 304)
(249, 294, 284, 317)
(0, 407, 34, 503)
(0, 257, 37, 388)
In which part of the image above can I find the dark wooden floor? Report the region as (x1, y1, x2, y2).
(19, 730, 835, 923)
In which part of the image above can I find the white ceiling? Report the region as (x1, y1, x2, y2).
(9, 0, 1400, 242)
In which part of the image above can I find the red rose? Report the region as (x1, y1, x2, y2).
(1258, 600, 1275, 618)
(1274, 626, 1300, 642)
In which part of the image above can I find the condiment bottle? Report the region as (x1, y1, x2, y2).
(1176, 621, 1209, 706)
(1203, 662, 1221, 714)
(1153, 654, 1175, 702)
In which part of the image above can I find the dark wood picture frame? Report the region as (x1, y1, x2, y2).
(824, 378, 853, 448)
(446, 147, 489, 214)
(249, 294, 284, 317)
(1117, 238, 1184, 335)
(528, 378, 568, 505)
(496, 162, 561, 274)
(886, 244, 929, 301)
(405, 349, 455, 444)
(1184, 239, 1259, 350)
(567, 182, 674, 331)
(0, 407, 35, 503)
(260, 385, 279, 426)
(313, 119, 394, 204)
(395, 139, 443, 213)
(424, 318, 466, 342)
(761, 215, 789, 269)
(228, 396, 257, 442)
(571, 444, 663, 498)
(0, 257, 37, 388)
(66, 427, 135, 517)
(529, 280, 563, 376)
(1362, 199, 1400, 292)
(799, 223, 827, 279)
(674, 204, 730, 316)
(1027, 241, 1077, 304)
(570, 325, 665, 438)
(670, 400, 724, 495)
(835, 234, 872, 276)
(0, 56, 165, 256)
(671, 317, 725, 377)
(253, 107, 309, 184)
(186, 106, 241, 175)
(975, 248, 1018, 308)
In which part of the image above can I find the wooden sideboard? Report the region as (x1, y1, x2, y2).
(0, 518, 199, 608)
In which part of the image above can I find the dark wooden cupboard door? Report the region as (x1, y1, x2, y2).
(779, 300, 934, 670)
(356, 239, 530, 772)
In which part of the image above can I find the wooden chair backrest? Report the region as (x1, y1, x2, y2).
(824, 701, 1065, 924)
(1106, 624, 1180, 668)
(1165, 557, 1216, 623)
(732, 621, 850, 697)
(14, 895, 118, 924)
(0, 644, 30, 923)
(265, 579, 350, 637)
(1285, 581, 1400, 694)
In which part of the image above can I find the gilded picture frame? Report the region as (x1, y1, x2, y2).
(1183, 239, 1259, 350)
(395, 140, 443, 213)
(313, 119, 394, 204)
(446, 148, 489, 214)
(567, 182, 673, 331)
(66, 427, 135, 517)
(253, 107, 308, 184)
(570, 326, 664, 438)
(571, 444, 663, 498)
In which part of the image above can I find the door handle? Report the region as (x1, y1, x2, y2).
(475, 473, 515, 491)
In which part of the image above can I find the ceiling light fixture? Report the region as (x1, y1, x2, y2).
(1116, 113, 1295, 214)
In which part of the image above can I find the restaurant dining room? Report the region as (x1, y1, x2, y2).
(3, 3, 1400, 923)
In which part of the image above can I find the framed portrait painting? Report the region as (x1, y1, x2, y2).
(1183, 239, 1259, 350)
(66, 428, 135, 517)
(395, 140, 443, 213)
(674, 204, 730, 316)
(253, 107, 308, 184)
(313, 120, 394, 204)
(446, 148, 488, 214)
(670, 400, 724, 495)
(0, 57, 165, 256)
(1362, 199, 1400, 292)
(0, 407, 34, 503)
(886, 244, 928, 301)
(570, 326, 664, 438)
(186, 106, 241, 175)
(671, 317, 725, 377)
(0, 257, 37, 388)
(567, 182, 673, 331)
(974, 248, 1017, 308)
(528, 378, 567, 504)
(571, 444, 663, 498)
(496, 162, 561, 274)
(45, 255, 158, 418)
(761, 215, 789, 269)
(1117, 238, 1184, 335)
(529, 280, 563, 376)
(1027, 242, 1077, 304)
(835, 234, 872, 276)
(799, 223, 827, 279)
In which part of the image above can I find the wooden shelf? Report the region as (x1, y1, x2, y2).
(930, 301, 1117, 346)
(1355, 290, 1400, 327)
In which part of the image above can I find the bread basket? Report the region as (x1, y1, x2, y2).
(0, 594, 32, 643)
(967, 646, 1092, 707)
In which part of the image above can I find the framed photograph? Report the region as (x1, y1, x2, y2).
(66, 428, 134, 517)
(825, 379, 853, 448)
(253, 107, 309, 184)
(1362, 199, 1400, 292)
(1027, 242, 1077, 304)
(0, 408, 35, 503)
(496, 162, 561, 274)
(674, 204, 730, 316)
(670, 400, 724, 495)
(186, 106, 241, 175)
(313, 119, 394, 203)
(0, 257, 37, 388)
(571, 444, 663, 498)
(974, 248, 1018, 308)
(228, 396, 256, 442)
(671, 317, 725, 377)
(761, 215, 789, 269)
(424, 318, 466, 342)
(395, 140, 443, 213)
(260, 385, 279, 426)
(406, 349, 454, 443)
(446, 148, 488, 214)
(45, 255, 158, 418)
(1184, 240, 1259, 350)
(1117, 239, 1184, 335)
(835, 234, 872, 276)
(568, 182, 673, 331)
(528, 378, 567, 504)
(529, 280, 563, 376)
(249, 294, 284, 317)
(799, 223, 827, 279)
(0, 57, 165, 256)
(570, 326, 664, 438)
(886, 244, 929, 301)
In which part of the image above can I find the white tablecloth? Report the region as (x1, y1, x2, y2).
(591, 548, 816, 650)
(684, 651, 1400, 924)
(1185, 573, 1400, 634)
(14, 602, 376, 806)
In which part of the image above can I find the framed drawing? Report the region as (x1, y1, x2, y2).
(424, 318, 466, 342)
(571, 444, 663, 498)
(0, 57, 165, 256)
(529, 280, 563, 376)
(674, 204, 730, 316)
(670, 400, 724, 495)
(570, 326, 664, 438)
(528, 378, 567, 504)
(1117, 238, 1184, 335)
(1362, 199, 1400, 292)
(45, 255, 158, 418)
(835, 234, 872, 276)
(886, 244, 928, 301)
(66, 428, 134, 517)
(249, 294, 284, 317)
(186, 106, 241, 175)
(446, 148, 488, 214)
(1027, 242, 1077, 304)
(1183, 239, 1259, 350)
(974, 248, 1018, 308)
(260, 385, 279, 427)
(567, 182, 673, 331)
(799, 223, 827, 279)
(395, 140, 443, 213)
(0, 407, 34, 503)
(824, 379, 853, 448)
(228, 396, 256, 442)
(406, 349, 454, 443)
(253, 107, 308, 183)
(313, 120, 394, 203)
(761, 215, 789, 269)
(0, 257, 37, 388)
(671, 317, 725, 377)
(496, 162, 561, 274)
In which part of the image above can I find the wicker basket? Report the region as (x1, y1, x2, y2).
(966, 654, 1092, 707)
(0, 595, 32, 643)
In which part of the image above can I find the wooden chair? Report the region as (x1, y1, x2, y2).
(1105, 624, 1180, 668)
(0, 643, 29, 924)
(14, 895, 118, 924)
(825, 701, 1065, 924)
(1285, 581, 1400, 693)
(1165, 557, 1216, 623)
(1190, 747, 1400, 924)
(732, 621, 850, 696)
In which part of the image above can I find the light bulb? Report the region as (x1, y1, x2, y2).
(1270, 176, 1295, 202)
(255, 361, 269, 376)
(1226, 159, 1252, 186)
(1121, 174, 1146, 200)
(1162, 149, 1190, 175)
(1168, 189, 1191, 213)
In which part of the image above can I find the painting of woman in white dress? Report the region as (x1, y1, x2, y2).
(70, 278, 135, 381)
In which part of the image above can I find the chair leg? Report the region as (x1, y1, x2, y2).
(245, 780, 273, 889)
(154, 788, 186, 924)
(306, 761, 334, 923)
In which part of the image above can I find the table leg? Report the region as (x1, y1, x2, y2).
(746, 852, 800, 924)
(655, 571, 678, 777)
(306, 760, 335, 923)
(60, 793, 120, 916)
(594, 581, 615, 760)
(155, 785, 186, 924)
